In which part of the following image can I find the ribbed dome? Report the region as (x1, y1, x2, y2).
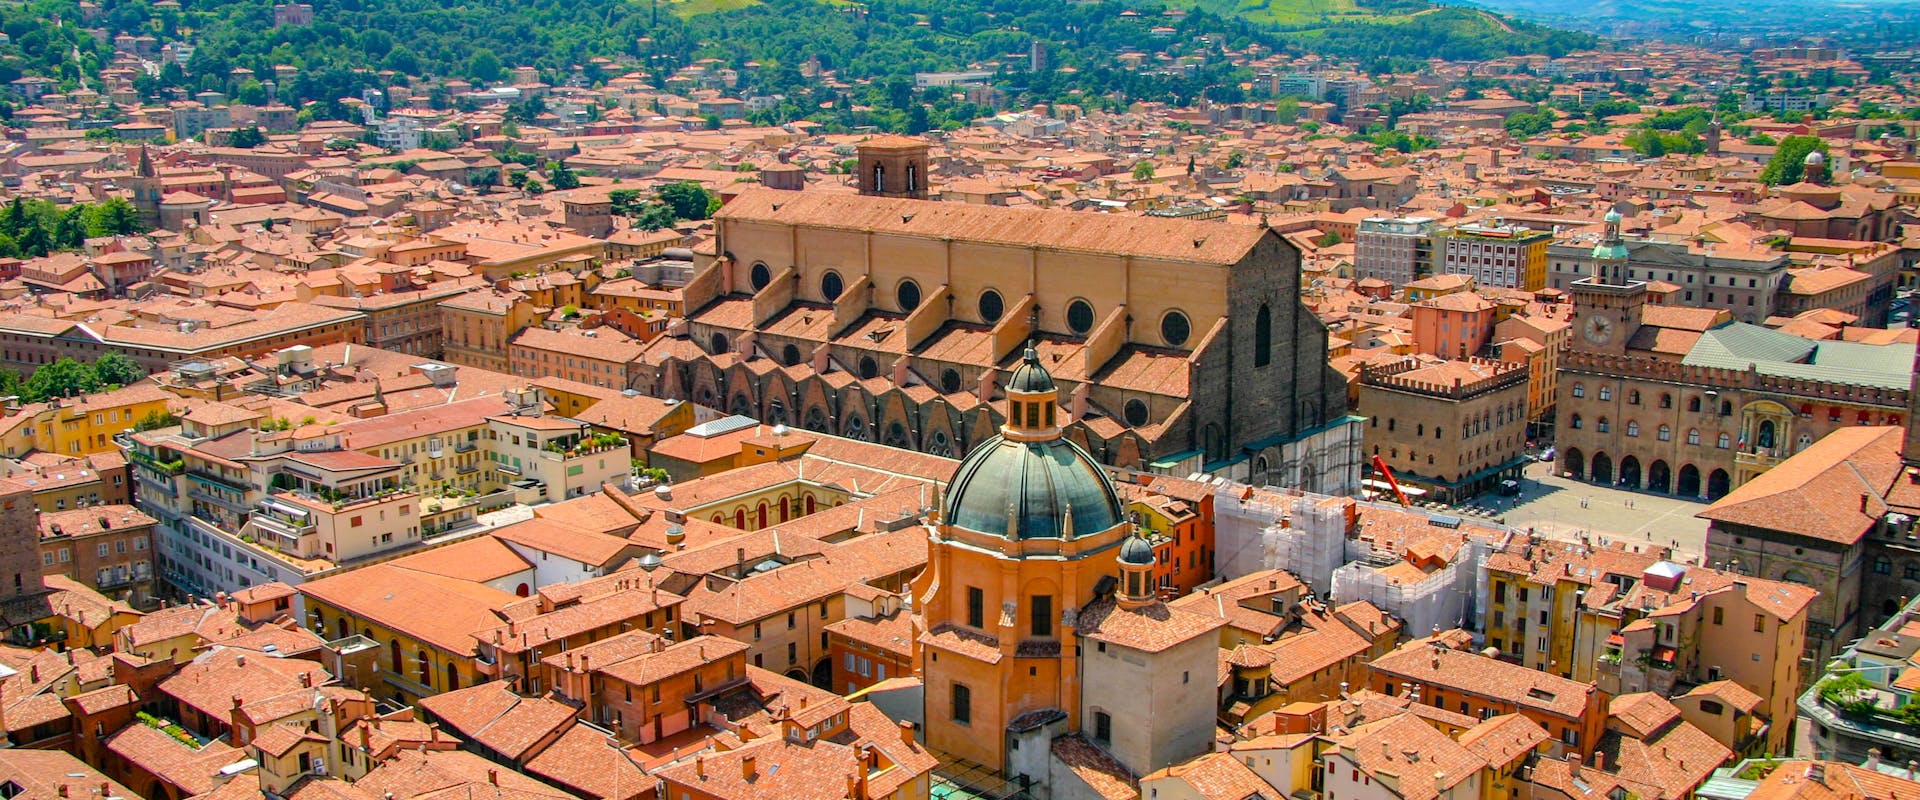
(1118, 534, 1155, 566)
(1005, 345, 1056, 393)
(944, 436, 1123, 539)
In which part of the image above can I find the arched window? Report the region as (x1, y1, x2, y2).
(1598, 386, 1612, 401)
(779, 496, 790, 522)
(1628, 390, 1641, 405)
(872, 163, 885, 192)
(1659, 393, 1672, 409)
(1717, 433, 1731, 449)
(1687, 428, 1700, 445)
(1570, 414, 1582, 430)
(1597, 417, 1610, 433)
(1720, 400, 1732, 416)
(417, 649, 431, 686)
(1572, 383, 1585, 398)
(1657, 425, 1671, 441)
(1688, 396, 1701, 412)
(906, 164, 918, 193)
(445, 662, 459, 691)
(756, 503, 768, 528)
(1626, 421, 1639, 437)
(1254, 304, 1272, 368)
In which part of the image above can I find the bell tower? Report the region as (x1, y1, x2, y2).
(1570, 209, 1646, 356)
(129, 144, 162, 228)
(856, 135, 930, 200)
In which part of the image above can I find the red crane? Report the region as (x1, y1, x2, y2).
(1370, 454, 1412, 508)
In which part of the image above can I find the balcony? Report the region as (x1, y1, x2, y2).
(1735, 446, 1786, 470)
(251, 510, 315, 543)
(455, 441, 478, 453)
(495, 463, 522, 476)
(129, 450, 185, 476)
(185, 468, 250, 493)
(188, 489, 252, 514)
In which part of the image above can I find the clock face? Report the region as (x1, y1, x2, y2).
(1583, 314, 1615, 345)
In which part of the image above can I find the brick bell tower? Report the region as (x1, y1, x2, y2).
(855, 135, 929, 200)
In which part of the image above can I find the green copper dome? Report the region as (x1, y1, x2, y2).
(944, 436, 1124, 539)
(1118, 534, 1156, 566)
(1006, 345, 1056, 393)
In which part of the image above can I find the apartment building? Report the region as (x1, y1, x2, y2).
(1356, 216, 1437, 287)
(1368, 639, 1608, 757)
(37, 505, 157, 608)
(1483, 545, 1812, 755)
(1434, 223, 1550, 291)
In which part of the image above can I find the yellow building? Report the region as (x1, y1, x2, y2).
(1483, 549, 1812, 755)
(0, 383, 176, 459)
(299, 562, 515, 705)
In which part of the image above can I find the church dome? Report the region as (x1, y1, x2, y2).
(943, 347, 1122, 540)
(1005, 345, 1056, 393)
(944, 436, 1124, 539)
(1118, 534, 1156, 566)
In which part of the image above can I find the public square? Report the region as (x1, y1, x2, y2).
(1417, 459, 1715, 563)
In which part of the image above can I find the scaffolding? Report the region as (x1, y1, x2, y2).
(1213, 484, 1350, 595)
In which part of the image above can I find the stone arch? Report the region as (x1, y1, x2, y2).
(1677, 464, 1701, 497)
(1591, 452, 1613, 484)
(1563, 448, 1585, 480)
(1707, 469, 1731, 500)
(1619, 455, 1641, 490)
(1648, 460, 1671, 494)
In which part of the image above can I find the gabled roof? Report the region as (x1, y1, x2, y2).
(1697, 426, 1902, 543)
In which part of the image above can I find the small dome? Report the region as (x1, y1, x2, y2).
(1603, 209, 1622, 223)
(1804, 150, 1827, 166)
(1118, 534, 1155, 566)
(944, 437, 1123, 539)
(1006, 345, 1056, 394)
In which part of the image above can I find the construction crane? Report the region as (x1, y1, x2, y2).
(1370, 454, 1412, 508)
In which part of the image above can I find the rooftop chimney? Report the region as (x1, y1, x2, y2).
(742, 754, 758, 781)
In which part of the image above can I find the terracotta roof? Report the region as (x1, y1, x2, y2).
(1697, 426, 1902, 543)
(1141, 750, 1274, 800)
(717, 187, 1270, 265)
(416, 682, 576, 762)
(1368, 641, 1596, 719)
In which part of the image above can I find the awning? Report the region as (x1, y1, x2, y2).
(1652, 645, 1677, 664)
(1606, 633, 1625, 646)
(1361, 478, 1429, 497)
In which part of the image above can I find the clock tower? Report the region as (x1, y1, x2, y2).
(1570, 209, 1646, 356)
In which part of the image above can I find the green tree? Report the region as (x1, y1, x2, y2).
(467, 49, 504, 84)
(1225, 151, 1245, 170)
(229, 126, 267, 148)
(548, 162, 580, 190)
(1759, 135, 1829, 185)
(1316, 230, 1343, 247)
(92, 352, 145, 387)
(658, 181, 716, 221)
(22, 358, 99, 402)
(1274, 97, 1301, 126)
(235, 78, 267, 106)
(1132, 161, 1156, 181)
(84, 198, 145, 237)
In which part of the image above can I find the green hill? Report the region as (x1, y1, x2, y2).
(0, 0, 1593, 132)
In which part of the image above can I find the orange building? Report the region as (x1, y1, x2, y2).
(825, 592, 916, 694)
(916, 348, 1222, 792)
